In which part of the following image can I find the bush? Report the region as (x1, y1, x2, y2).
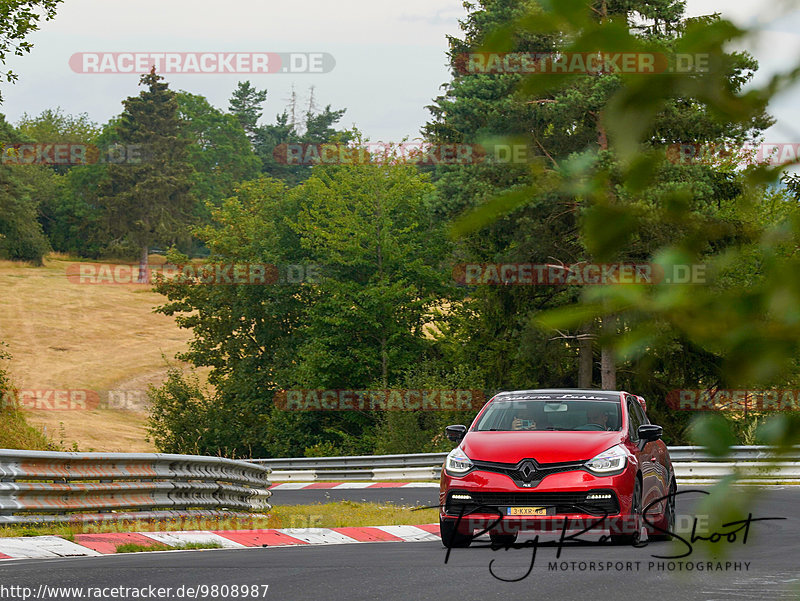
(372, 363, 484, 454)
(0, 353, 53, 450)
(147, 367, 213, 454)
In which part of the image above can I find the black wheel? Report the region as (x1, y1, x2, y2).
(611, 477, 643, 545)
(440, 518, 472, 548)
(650, 478, 676, 541)
(489, 532, 518, 546)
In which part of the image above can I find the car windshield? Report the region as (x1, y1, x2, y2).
(473, 396, 622, 432)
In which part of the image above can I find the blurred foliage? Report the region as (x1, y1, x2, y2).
(426, 0, 800, 453)
(426, 1, 800, 560)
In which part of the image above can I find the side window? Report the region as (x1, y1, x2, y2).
(632, 399, 649, 425)
(627, 400, 643, 441)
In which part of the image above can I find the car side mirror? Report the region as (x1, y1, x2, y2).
(445, 425, 467, 442)
(637, 424, 663, 448)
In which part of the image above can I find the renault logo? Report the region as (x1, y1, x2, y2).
(518, 460, 538, 482)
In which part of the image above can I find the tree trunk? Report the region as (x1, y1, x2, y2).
(600, 315, 616, 390)
(138, 245, 149, 284)
(578, 324, 593, 388)
(595, 105, 617, 390)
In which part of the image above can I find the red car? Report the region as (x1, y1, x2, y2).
(439, 389, 675, 547)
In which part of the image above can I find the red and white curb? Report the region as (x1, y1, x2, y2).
(0, 525, 442, 560)
(269, 482, 439, 490)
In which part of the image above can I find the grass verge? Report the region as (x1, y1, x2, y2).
(116, 542, 223, 553)
(116, 542, 171, 553)
(0, 405, 54, 450)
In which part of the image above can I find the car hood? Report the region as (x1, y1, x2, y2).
(461, 431, 624, 464)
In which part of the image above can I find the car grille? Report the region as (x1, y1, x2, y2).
(471, 458, 586, 487)
(446, 490, 620, 516)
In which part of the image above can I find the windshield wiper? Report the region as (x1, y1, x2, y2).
(544, 427, 571, 431)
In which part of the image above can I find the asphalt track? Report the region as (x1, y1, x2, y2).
(1, 487, 798, 601)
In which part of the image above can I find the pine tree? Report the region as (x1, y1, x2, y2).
(425, 0, 771, 395)
(99, 68, 195, 279)
(228, 81, 267, 143)
(248, 86, 350, 186)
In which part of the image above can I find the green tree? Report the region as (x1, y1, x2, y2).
(246, 86, 350, 185)
(30, 95, 260, 258)
(177, 91, 261, 224)
(228, 81, 267, 143)
(152, 177, 316, 457)
(289, 149, 450, 389)
(151, 149, 453, 457)
(0, 0, 61, 103)
(13, 108, 104, 254)
(423, 0, 772, 442)
(98, 68, 195, 270)
(0, 114, 50, 263)
(16, 108, 100, 149)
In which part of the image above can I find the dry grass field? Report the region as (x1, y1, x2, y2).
(0, 254, 196, 452)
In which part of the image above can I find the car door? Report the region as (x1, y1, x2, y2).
(637, 397, 672, 504)
(625, 396, 657, 511)
(627, 396, 665, 513)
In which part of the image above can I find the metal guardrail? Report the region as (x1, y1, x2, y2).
(667, 445, 800, 462)
(249, 452, 449, 470)
(0, 450, 272, 525)
(252, 446, 800, 483)
(249, 452, 449, 482)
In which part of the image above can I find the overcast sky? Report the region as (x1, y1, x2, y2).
(2, 0, 800, 144)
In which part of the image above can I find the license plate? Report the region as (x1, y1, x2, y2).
(506, 506, 547, 516)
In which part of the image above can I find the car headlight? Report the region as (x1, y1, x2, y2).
(446, 447, 474, 475)
(585, 444, 628, 475)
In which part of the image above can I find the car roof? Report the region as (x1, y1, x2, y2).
(492, 389, 624, 401)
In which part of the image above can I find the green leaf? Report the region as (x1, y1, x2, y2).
(688, 414, 737, 458)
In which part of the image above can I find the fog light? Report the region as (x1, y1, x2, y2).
(586, 493, 612, 500)
(451, 493, 473, 500)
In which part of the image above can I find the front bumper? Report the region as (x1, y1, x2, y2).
(440, 463, 637, 535)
